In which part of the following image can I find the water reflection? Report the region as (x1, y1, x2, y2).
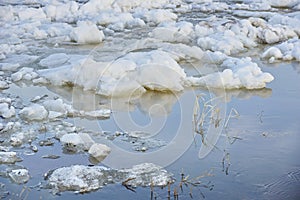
(45, 84, 272, 115)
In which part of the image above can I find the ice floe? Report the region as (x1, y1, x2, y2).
(38, 50, 187, 96)
(38, 49, 273, 95)
(0, 152, 18, 164)
(8, 169, 30, 184)
(47, 163, 173, 193)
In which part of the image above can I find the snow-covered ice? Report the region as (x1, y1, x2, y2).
(47, 163, 173, 193)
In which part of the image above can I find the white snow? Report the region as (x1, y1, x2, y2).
(19, 104, 48, 121)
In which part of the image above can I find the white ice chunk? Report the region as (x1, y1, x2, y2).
(39, 53, 70, 67)
(150, 21, 193, 43)
(187, 57, 274, 89)
(0, 81, 9, 90)
(134, 9, 177, 25)
(262, 46, 283, 61)
(83, 109, 111, 118)
(44, 1, 79, 22)
(70, 21, 105, 44)
(0, 103, 15, 118)
(137, 64, 185, 91)
(120, 163, 173, 187)
(0, 152, 18, 164)
(60, 133, 94, 151)
(0, 63, 20, 71)
(262, 38, 300, 62)
(43, 99, 68, 114)
(11, 67, 39, 82)
(18, 7, 46, 21)
(266, 0, 300, 8)
(39, 50, 188, 96)
(80, 0, 114, 14)
(19, 104, 48, 121)
(88, 143, 111, 162)
(114, 0, 170, 11)
(48, 163, 173, 193)
(9, 169, 30, 184)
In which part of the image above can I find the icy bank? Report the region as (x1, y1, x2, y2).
(47, 163, 173, 193)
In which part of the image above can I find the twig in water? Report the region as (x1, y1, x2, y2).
(222, 151, 231, 175)
(122, 177, 136, 193)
